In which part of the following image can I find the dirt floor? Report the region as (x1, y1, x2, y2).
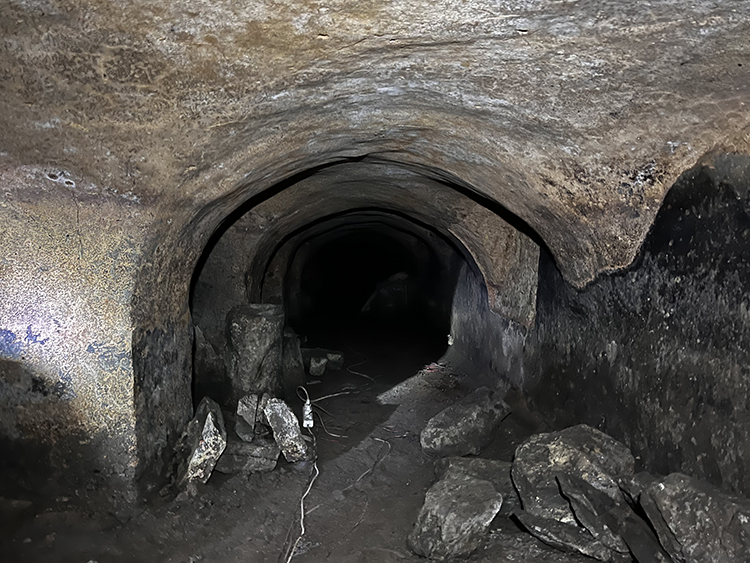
(0, 324, 587, 563)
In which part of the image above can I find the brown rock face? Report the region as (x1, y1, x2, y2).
(0, 0, 748, 506)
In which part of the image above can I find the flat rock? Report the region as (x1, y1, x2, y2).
(309, 356, 327, 377)
(515, 510, 630, 563)
(176, 397, 227, 485)
(420, 386, 511, 457)
(512, 425, 635, 524)
(476, 528, 601, 562)
(235, 393, 260, 442)
(263, 398, 312, 463)
(435, 457, 519, 516)
(408, 471, 503, 561)
(214, 437, 280, 475)
(642, 472, 750, 563)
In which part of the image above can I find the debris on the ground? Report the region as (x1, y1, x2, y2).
(175, 397, 227, 485)
(263, 398, 314, 463)
(434, 457, 519, 516)
(214, 437, 281, 475)
(235, 393, 260, 442)
(420, 386, 511, 456)
(301, 348, 346, 376)
(226, 304, 284, 400)
(408, 470, 502, 560)
(640, 472, 750, 562)
(511, 424, 635, 525)
(309, 356, 327, 377)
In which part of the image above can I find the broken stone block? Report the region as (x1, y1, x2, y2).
(226, 304, 284, 401)
(263, 398, 311, 463)
(420, 386, 511, 457)
(214, 437, 280, 475)
(309, 356, 327, 377)
(512, 425, 634, 524)
(435, 457, 519, 516)
(641, 472, 750, 563)
(235, 393, 260, 442)
(176, 397, 227, 485)
(408, 470, 503, 561)
(556, 473, 630, 555)
(325, 352, 344, 371)
(515, 510, 630, 563)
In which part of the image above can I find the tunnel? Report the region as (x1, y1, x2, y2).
(1, 1, 750, 561)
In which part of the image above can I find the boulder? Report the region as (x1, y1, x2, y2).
(214, 437, 280, 475)
(511, 425, 634, 524)
(641, 472, 750, 563)
(263, 398, 312, 463)
(435, 457, 519, 516)
(176, 397, 227, 485)
(420, 386, 511, 457)
(225, 304, 284, 400)
(408, 471, 503, 560)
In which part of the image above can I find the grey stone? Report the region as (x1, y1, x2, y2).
(282, 330, 306, 395)
(235, 393, 260, 442)
(435, 457, 519, 516)
(515, 510, 630, 563)
(420, 386, 511, 457)
(512, 425, 634, 525)
(226, 304, 284, 400)
(325, 352, 344, 371)
(477, 529, 602, 562)
(263, 398, 311, 463)
(214, 437, 280, 475)
(309, 356, 327, 377)
(641, 472, 750, 563)
(176, 397, 227, 485)
(408, 471, 503, 561)
(193, 325, 224, 384)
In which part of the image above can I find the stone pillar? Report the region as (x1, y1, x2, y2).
(226, 304, 284, 400)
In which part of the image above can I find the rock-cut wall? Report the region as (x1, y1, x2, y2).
(528, 153, 750, 494)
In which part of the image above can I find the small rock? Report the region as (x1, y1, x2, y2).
(176, 397, 227, 485)
(420, 386, 511, 457)
(309, 356, 327, 376)
(235, 393, 260, 442)
(325, 352, 344, 371)
(407, 471, 503, 561)
(434, 457, 519, 515)
(263, 398, 312, 463)
(641, 472, 750, 563)
(214, 437, 280, 474)
(511, 425, 634, 525)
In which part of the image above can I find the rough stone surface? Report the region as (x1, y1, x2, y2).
(642, 473, 750, 563)
(529, 157, 750, 495)
(407, 471, 502, 561)
(420, 386, 511, 457)
(512, 425, 635, 524)
(477, 530, 601, 562)
(309, 357, 327, 377)
(235, 394, 260, 443)
(435, 457, 519, 516)
(282, 331, 306, 397)
(0, 0, 749, 507)
(176, 398, 227, 486)
(515, 511, 630, 563)
(263, 399, 310, 463)
(226, 304, 284, 400)
(214, 437, 280, 475)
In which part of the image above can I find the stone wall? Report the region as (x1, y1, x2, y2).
(527, 153, 750, 494)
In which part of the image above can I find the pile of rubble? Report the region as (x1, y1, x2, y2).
(409, 388, 750, 563)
